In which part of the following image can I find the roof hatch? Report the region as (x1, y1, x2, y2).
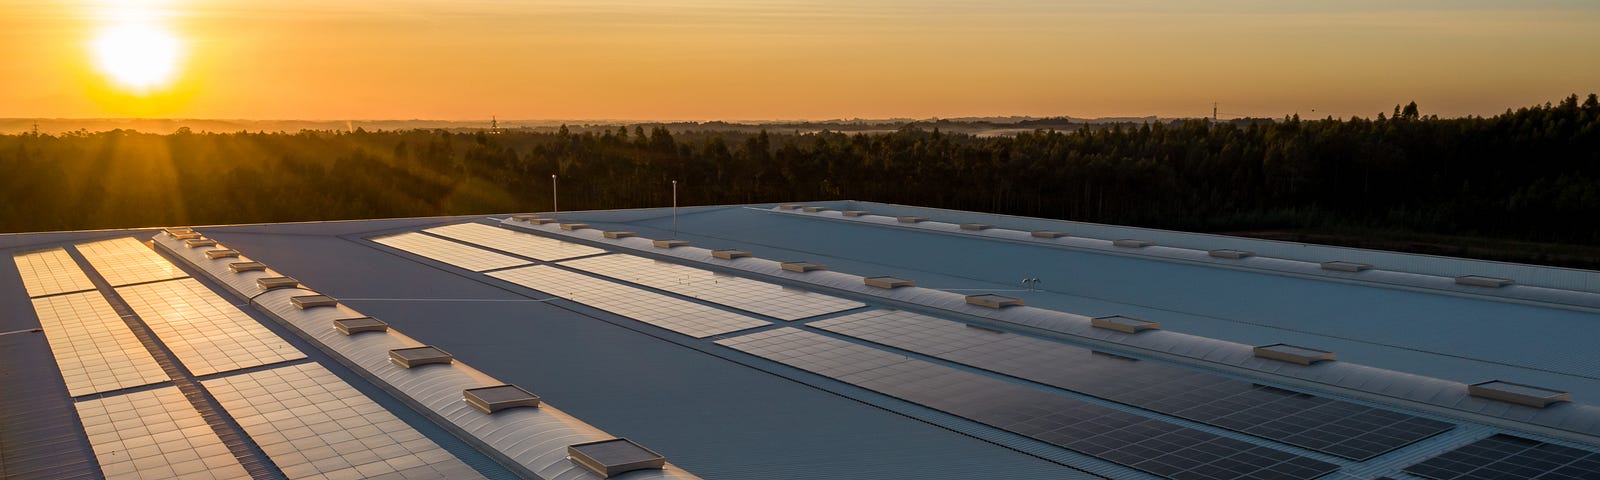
(1320, 261, 1372, 272)
(1456, 275, 1515, 288)
(290, 294, 337, 309)
(1091, 315, 1160, 334)
(652, 239, 689, 248)
(205, 249, 241, 259)
(602, 231, 635, 239)
(1254, 343, 1336, 365)
(1468, 380, 1571, 408)
(183, 238, 217, 248)
(1031, 231, 1067, 238)
(389, 346, 453, 368)
(558, 223, 590, 231)
(1112, 239, 1152, 248)
(1209, 249, 1254, 259)
(256, 276, 299, 290)
(463, 384, 541, 413)
(333, 317, 388, 335)
(966, 294, 1023, 309)
(568, 438, 666, 478)
(897, 216, 926, 223)
(959, 223, 992, 231)
(842, 210, 870, 217)
(229, 261, 267, 273)
(712, 249, 751, 260)
(781, 261, 826, 273)
(863, 276, 915, 289)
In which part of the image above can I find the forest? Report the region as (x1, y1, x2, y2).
(2, 94, 1598, 268)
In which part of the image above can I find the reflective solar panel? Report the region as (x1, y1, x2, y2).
(116, 279, 306, 376)
(718, 328, 1339, 480)
(425, 222, 606, 260)
(370, 232, 530, 272)
(204, 363, 485, 480)
(488, 265, 770, 338)
(75, 386, 250, 479)
(12, 247, 97, 297)
(75, 237, 190, 287)
(1403, 434, 1600, 480)
(560, 254, 864, 321)
(31, 292, 168, 396)
(811, 310, 1453, 461)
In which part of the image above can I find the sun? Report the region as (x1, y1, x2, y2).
(91, 23, 182, 93)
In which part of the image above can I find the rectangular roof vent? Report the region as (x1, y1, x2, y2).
(777, 203, 801, 210)
(1031, 231, 1068, 238)
(652, 239, 689, 248)
(897, 216, 926, 223)
(558, 223, 590, 231)
(959, 223, 992, 231)
(183, 238, 217, 248)
(170, 231, 203, 240)
(1321, 261, 1373, 272)
(966, 294, 1023, 309)
(781, 261, 826, 273)
(864, 276, 915, 289)
(1112, 239, 1153, 248)
(712, 249, 751, 260)
(229, 261, 267, 273)
(1254, 343, 1336, 365)
(463, 385, 541, 413)
(1456, 275, 1515, 288)
(512, 214, 556, 224)
(801, 206, 829, 213)
(1209, 249, 1255, 260)
(602, 231, 635, 239)
(290, 294, 338, 309)
(256, 276, 299, 290)
(162, 227, 195, 237)
(389, 346, 453, 368)
(333, 317, 388, 335)
(1091, 315, 1161, 334)
(1468, 380, 1571, 408)
(205, 249, 241, 259)
(842, 210, 870, 217)
(568, 438, 666, 478)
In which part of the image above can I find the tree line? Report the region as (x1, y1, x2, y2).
(2, 94, 1598, 263)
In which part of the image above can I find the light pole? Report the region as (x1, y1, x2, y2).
(671, 180, 678, 239)
(550, 174, 558, 221)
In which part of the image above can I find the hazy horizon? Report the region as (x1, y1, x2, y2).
(5, 1, 1599, 122)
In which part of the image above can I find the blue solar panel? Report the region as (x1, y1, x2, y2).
(812, 310, 1454, 461)
(718, 328, 1339, 480)
(1404, 434, 1600, 480)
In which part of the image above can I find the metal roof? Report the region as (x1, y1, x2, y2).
(5, 200, 1600, 480)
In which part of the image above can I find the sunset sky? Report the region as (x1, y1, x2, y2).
(4, 0, 1599, 121)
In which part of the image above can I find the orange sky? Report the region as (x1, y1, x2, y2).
(3, 0, 1599, 121)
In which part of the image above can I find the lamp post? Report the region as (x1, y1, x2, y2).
(551, 174, 558, 221)
(671, 180, 678, 239)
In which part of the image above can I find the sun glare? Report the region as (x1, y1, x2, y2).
(92, 23, 182, 93)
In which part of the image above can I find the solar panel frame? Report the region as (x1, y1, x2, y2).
(203, 362, 485, 479)
(370, 232, 531, 272)
(30, 292, 169, 396)
(423, 222, 607, 261)
(488, 265, 771, 338)
(811, 310, 1454, 461)
(75, 386, 250, 479)
(558, 254, 864, 321)
(75, 237, 190, 287)
(718, 328, 1339, 480)
(12, 247, 98, 297)
(116, 278, 306, 376)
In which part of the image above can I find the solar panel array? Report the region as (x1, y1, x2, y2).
(117, 279, 305, 376)
(12, 247, 97, 297)
(424, 222, 605, 261)
(75, 386, 251, 479)
(489, 265, 769, 338)
(560, 254, 864, 321)
(1403, 434, 1600, 480)
(371, 232, 530, 272)
(718, 328, 1339, 480)
(204, 362, 484, 479)
(812, 310, 1453, 461)
(75, 237, 190, 287)
(30, 292, 168, 396)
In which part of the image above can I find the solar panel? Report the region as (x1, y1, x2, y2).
(30, 292, 169, 396)
(488, 265, 770, 338)
(718, 328, 1339, 480)
(75, 237, 190, 287)
(116, 279, 306, 376)
(75, 386, 250, 479)
(370, 232, 530, 272)
(423, 222, 606, 261)
(559, 254, 864, 321)
(12, 247, 97, 297)
(203, 363, 485, 480)
(811, 310, 1453, 461)
(1403, 434, 1600, 480)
